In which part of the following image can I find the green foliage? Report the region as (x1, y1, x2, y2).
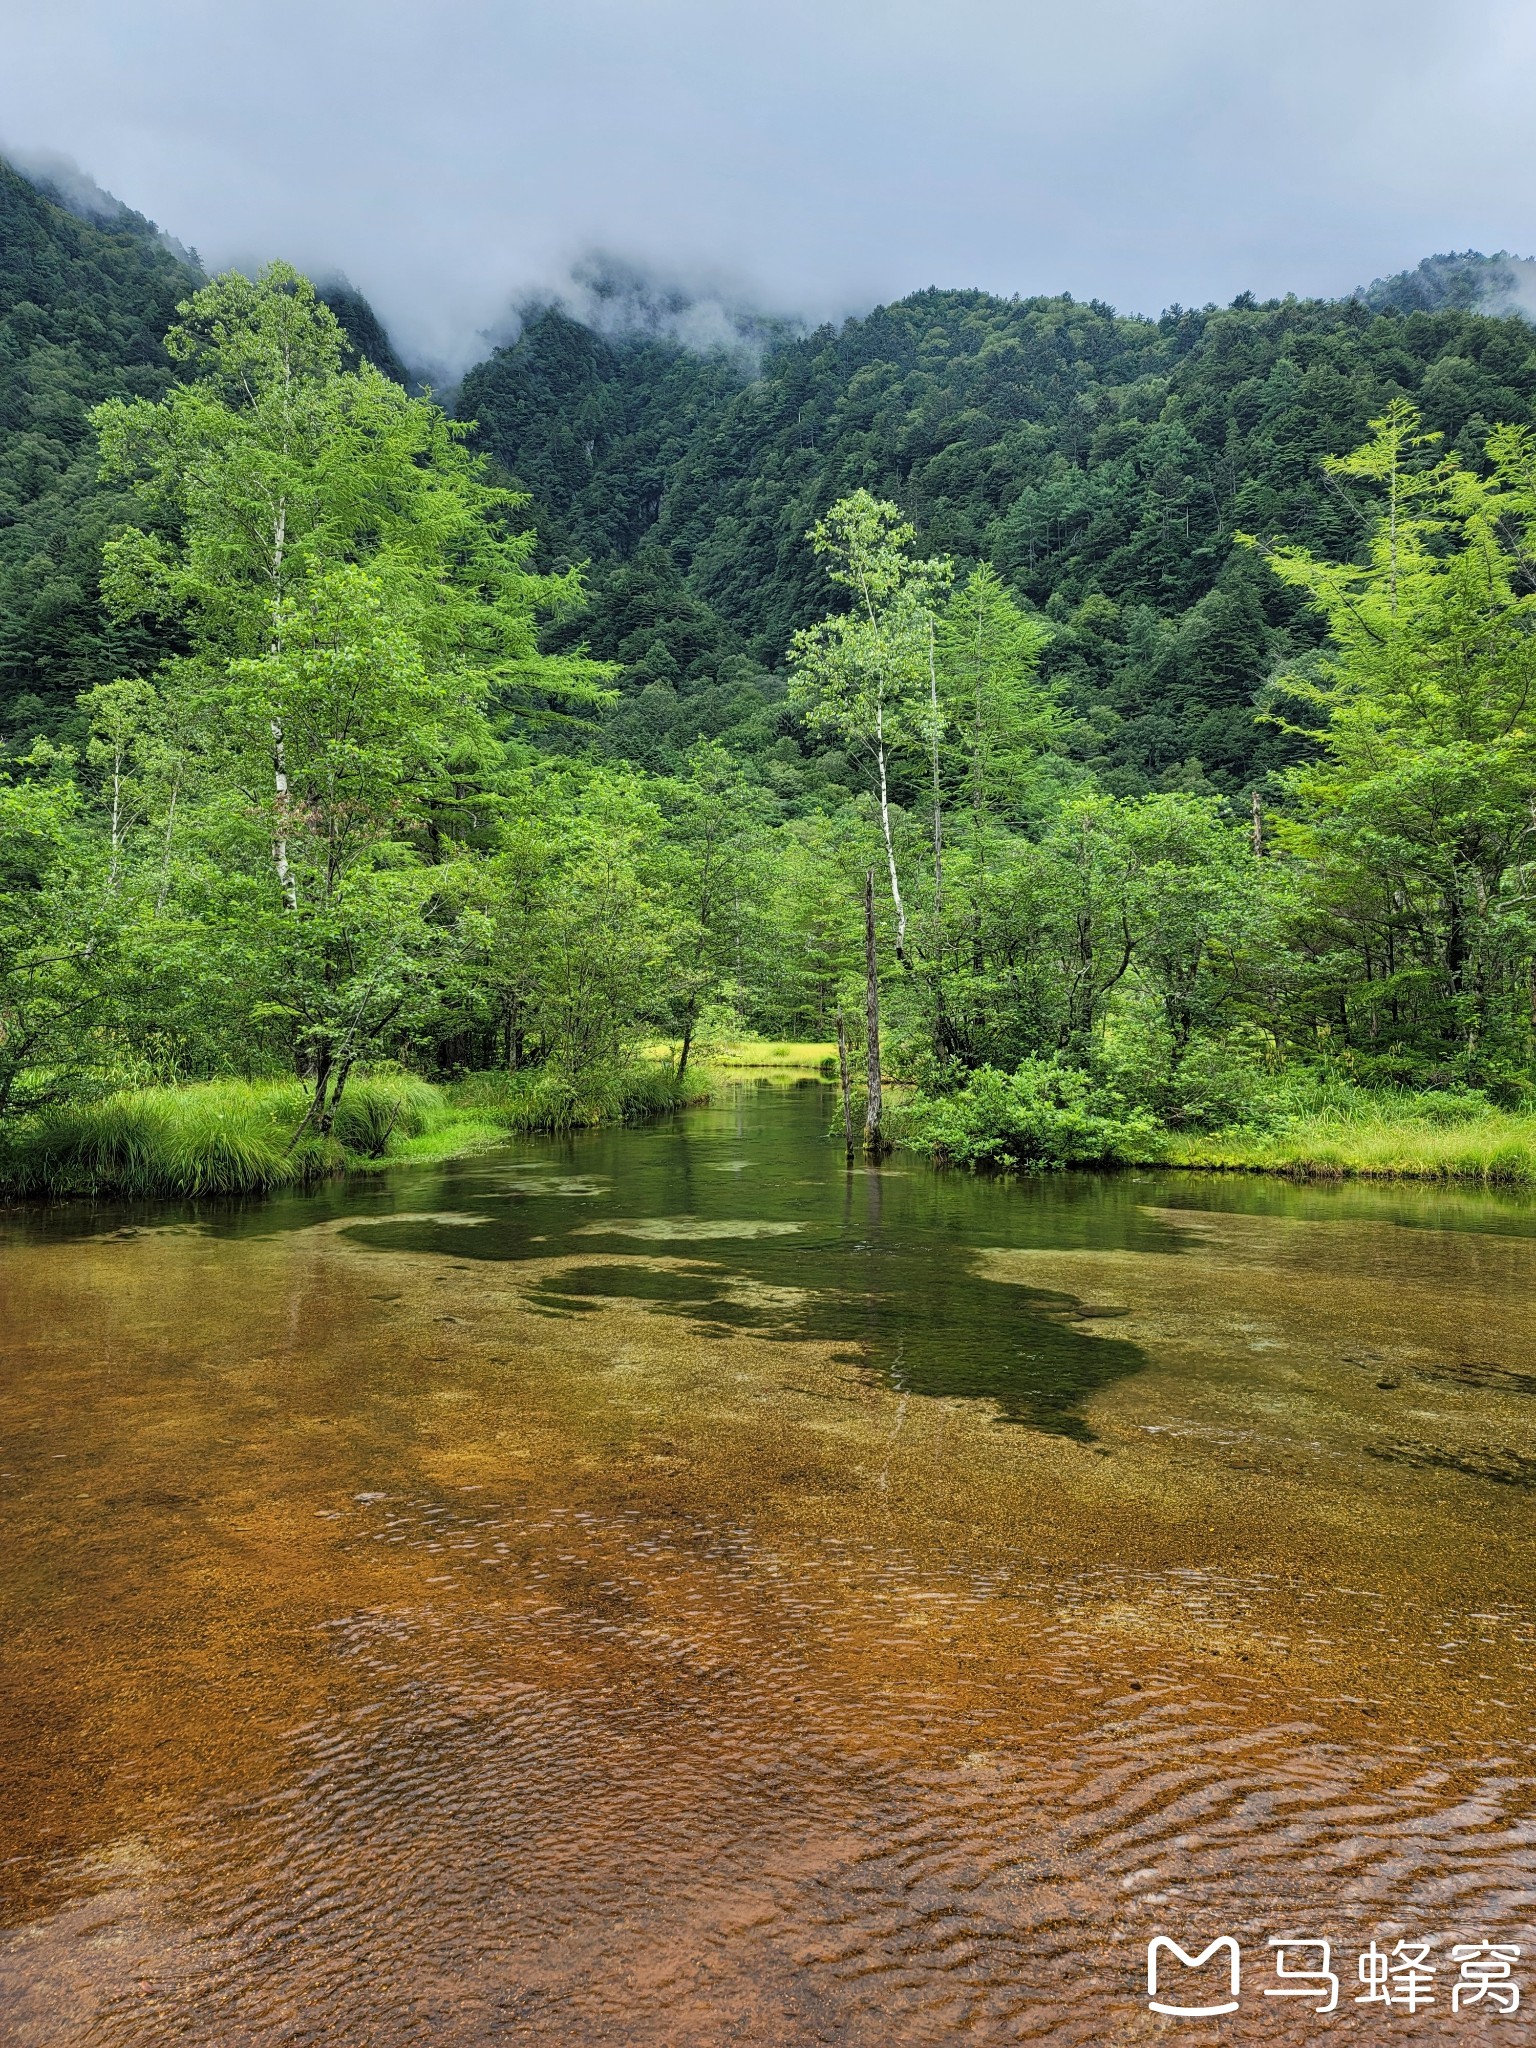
(9, 181, 1536, 1197)
(329, 1073, 440, 1155)
(789, 491, 951, 953)
(82, 264, 617, 1131)
(1167, 1078, 1536, 1183)
(0, 159, 197, 741)
(0, 761, 113, 1118)
(1254, 400, 1536, 1079)
(448, 1059, 706, 1133)
(464, 282, 1536, 795)
(936, 563, 1064, 829)
(897, 1059, 1163, 1171)
(0, 1072, 445, 1196)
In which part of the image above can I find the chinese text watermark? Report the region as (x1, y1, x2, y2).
(1147, 1935, 1521, 2018)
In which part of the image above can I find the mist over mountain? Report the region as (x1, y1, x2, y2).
(1358, 249, 1536, 319)
(7, 148, 1536, 806)
(457, 269, 1536, 795)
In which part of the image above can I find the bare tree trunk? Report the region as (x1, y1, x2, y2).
(873, 701, 906, 961)
(928, 617, 944, 921)
(299, 1046, 332, 1144)
(154, 764, 181, 915)
(835, 1005, 855, 1160)
(1251, 787, 1264, 858)
(272, 719, 297, 910)
(676, 1011, 695, 1084)
(107, 738, 125, 895)
(322, 1054, 354, 1136)
(926, 617, 949, 1055)
(863, 869, 884, 1156)
(269, 504, 297, 910)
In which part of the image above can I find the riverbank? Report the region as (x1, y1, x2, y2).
(892, 1060, 1536, 1184)
(644, 1037, 838, 1073)
(1161, 1099, 1536, 1182)
(0, 1062, 711, 1200)
(903, 1086, 1536, 1187)
(13, 1053, 1535, 1202)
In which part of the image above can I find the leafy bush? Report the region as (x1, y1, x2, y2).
(448, 1060, 708, 1134)
(899, 1059, 1164, 1172)
(1099, 1024, 1274, 1132)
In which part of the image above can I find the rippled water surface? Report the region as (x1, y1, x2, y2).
(3, 1079, 1536, 2042)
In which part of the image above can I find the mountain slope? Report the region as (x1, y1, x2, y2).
(462, 285, 1536, 792)
(5, 148, 1536, 801)
(0, 156, 200, 736)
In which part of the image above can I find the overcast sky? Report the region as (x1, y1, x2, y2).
(4, 0, 1534, 370)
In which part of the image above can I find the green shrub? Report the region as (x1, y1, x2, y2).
(1099, 1025, 1273, 1132)
(330, 1073, 439, 1155)
(449, 1060, 707, 1134)
(899, 1059, 1164, 1172)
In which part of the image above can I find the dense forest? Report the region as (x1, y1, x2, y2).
(5, 153, 1536, 1192)
(463, 263, 1536, 797)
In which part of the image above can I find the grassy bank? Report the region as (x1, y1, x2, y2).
(896, 1061, 1536, 1185)
(446, 1061, 712, 1134)
(0, 1060, 711, 1201)
(645, 1037, 837, 1071)
(1163, 1098, 1536, 1183)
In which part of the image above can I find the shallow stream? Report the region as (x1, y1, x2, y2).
(3, 1079, 1535, 2042)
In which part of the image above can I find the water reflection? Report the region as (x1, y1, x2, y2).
(4, 1080, 1536, 2045)
(341, 1083, 1161, 1435)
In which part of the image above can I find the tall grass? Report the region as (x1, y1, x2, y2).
(1163, 1084, 1536, 1183)
(449, 1060, 711, 1134)
(0, 1059, 713, 1201)
(1, 1072, 445, 1199)
(642, 1037, 837, 1072)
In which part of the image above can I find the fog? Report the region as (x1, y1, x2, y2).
(4, 0, 1534, 370)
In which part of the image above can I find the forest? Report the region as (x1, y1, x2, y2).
(6, 152, 1536, 1193)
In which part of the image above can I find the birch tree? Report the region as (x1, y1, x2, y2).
(90, 264, 609, 1125)
(788, 491, 950, 963)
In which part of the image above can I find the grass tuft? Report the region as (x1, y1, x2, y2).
(1, 1073, 447, 1199)
(1163, 1092, 1536, 1183)
(448, 1060, 711, 1134)
(0, 1059, 715, 1201)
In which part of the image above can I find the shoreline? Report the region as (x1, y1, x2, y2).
(9, 1052, 1536, 1202)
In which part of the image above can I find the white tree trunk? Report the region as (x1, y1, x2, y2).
(874, 697, 906, 961)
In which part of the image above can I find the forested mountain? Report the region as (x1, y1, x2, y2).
(0, 158, 196, 736)
(463, 283, 1536, 793)
(6, 165, 1536, 1173)
(5, 139, 1536, 798)
(5, 133, 1536, 799)
(1358, 249, 1536, 317)
(0, 160, 416, 744)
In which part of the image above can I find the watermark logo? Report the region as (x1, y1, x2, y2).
(1147, 1936, 1240, 2017)
(1147, 1935, 1521, 2018)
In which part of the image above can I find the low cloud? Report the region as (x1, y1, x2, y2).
(3, 1, 1534, 371)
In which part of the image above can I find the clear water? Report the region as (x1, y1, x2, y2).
(2, 1079, 1534, 2042)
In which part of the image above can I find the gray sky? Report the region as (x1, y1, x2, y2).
(4, 0, 1534, 370)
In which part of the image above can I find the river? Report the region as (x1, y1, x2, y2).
(2, 1078, 1534, 2042)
